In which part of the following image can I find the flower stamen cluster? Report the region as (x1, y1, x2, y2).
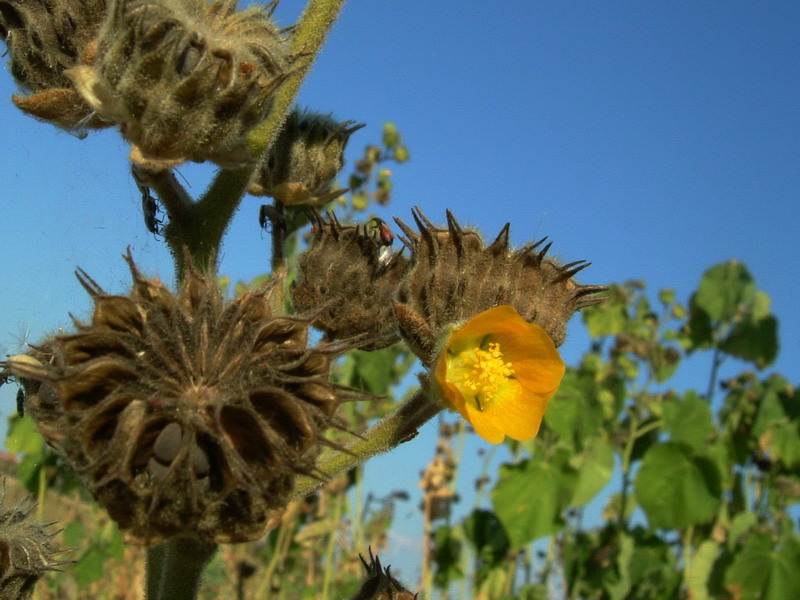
(451, 341, 515, 411)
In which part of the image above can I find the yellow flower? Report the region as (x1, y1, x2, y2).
(433, 305, 566, 444)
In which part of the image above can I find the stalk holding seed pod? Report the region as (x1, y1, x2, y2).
(0, 0, 109, 131)
(249, 107, 365, 206)
(67, 0, 291, 169)
(5, 252, 366, 544)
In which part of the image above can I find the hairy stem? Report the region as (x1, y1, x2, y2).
(291, 388, 442, 499)
(149, 535, 218, 600)
(165, 0, 347, 280)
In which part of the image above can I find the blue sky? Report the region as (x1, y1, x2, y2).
(1, 0, 798, 588)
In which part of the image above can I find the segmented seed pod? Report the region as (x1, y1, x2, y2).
(249, 107, 365, 206)
(67, 0, 291, 168)
(292, 212, 408, 349)
(0, 484, 70, 600)
(393, 208, 608, 364)
(6, 252, 362, 544)
(349, 548, 417, 600)
(0, 0, 110, 130)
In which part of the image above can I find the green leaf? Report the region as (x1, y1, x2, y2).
(725, 533, 800, 600)
(663, 391, 713, 451)
(583, 301, 627, 338)
(721, 315, 779, 368)
(5, 415, 44, 456)
(491, 456, 562, 548)
(685, 540, 719, 600)
(570, 437, 615, 507)
(727, 511, 757, 550)
(63, 521, 84, 549)
(634, 443, 721, 529)
(694, 261, 756, 323)
(72, 546, 109, 586)
(761, 422, 800, 469)
(462, 509, 509, 561)
(432, 525, 463, 588)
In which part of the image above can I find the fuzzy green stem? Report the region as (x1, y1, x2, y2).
(166, 0, 347, 280)
(321, 493, 343, 599)
(146, 544, 166, 600)
(291, 389, 442, 499)
(148, 535, 218, 600)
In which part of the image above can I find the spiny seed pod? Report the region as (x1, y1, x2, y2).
(0, 0, 110, 131)
(6, 252, 363, 544)
(393, 208, 608, 364)
(249, 107, 365, 206)
(67, 0, 291, 169)
(0, 483, 71, 600)
(349, 548, 417, 600)
(292, 212, 408, 350)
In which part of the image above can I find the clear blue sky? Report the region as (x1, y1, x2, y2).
(1, 0, 798, 587)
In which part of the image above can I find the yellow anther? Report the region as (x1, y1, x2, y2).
(456, 342, 514, 409)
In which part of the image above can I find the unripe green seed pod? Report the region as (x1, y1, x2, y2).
(250, 107, 365, 206)
(67, 0, 291, 169)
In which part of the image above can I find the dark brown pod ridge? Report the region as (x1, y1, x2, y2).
(67, 0, 290, 168)
(292, 212, 408, 350)
(249, 107, 365, 206)
(6, 252, 361, 544)
(394, 208, 608, 362)
(1, 0, 110, 130)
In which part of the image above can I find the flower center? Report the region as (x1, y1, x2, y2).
(455, 342, 515, 410)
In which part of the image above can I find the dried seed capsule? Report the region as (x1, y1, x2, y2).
(0, 0, 110, 131)
(5, 251, 364, 544)
(292, 212, 408, 349)
(349, 548, 417, 600)
(0, 484, 71, 600)
(394, 208, 608, 364)
(250, 107, 365, 205)
(67, 0, 291, 168)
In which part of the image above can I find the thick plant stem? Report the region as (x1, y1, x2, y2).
(147, 535, 218, 600)
(165, 0, 347, 280)
(146, 544, 166, 600)
(292, 388, 442, 499)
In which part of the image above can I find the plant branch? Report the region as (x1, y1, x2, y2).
(165, 0, 347, 279)
(291, 388, 442, 499)
(149, 535, 218, 600)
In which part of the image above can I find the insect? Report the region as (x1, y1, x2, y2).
(367, 217, 394, 246)
(16, 388, 24, 418)
(141, 187, 163, 237)
(258, 204, 286, 236)
(366, 217, 396, 272)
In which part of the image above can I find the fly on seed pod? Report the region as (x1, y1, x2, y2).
(367, 218, 395, 273)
